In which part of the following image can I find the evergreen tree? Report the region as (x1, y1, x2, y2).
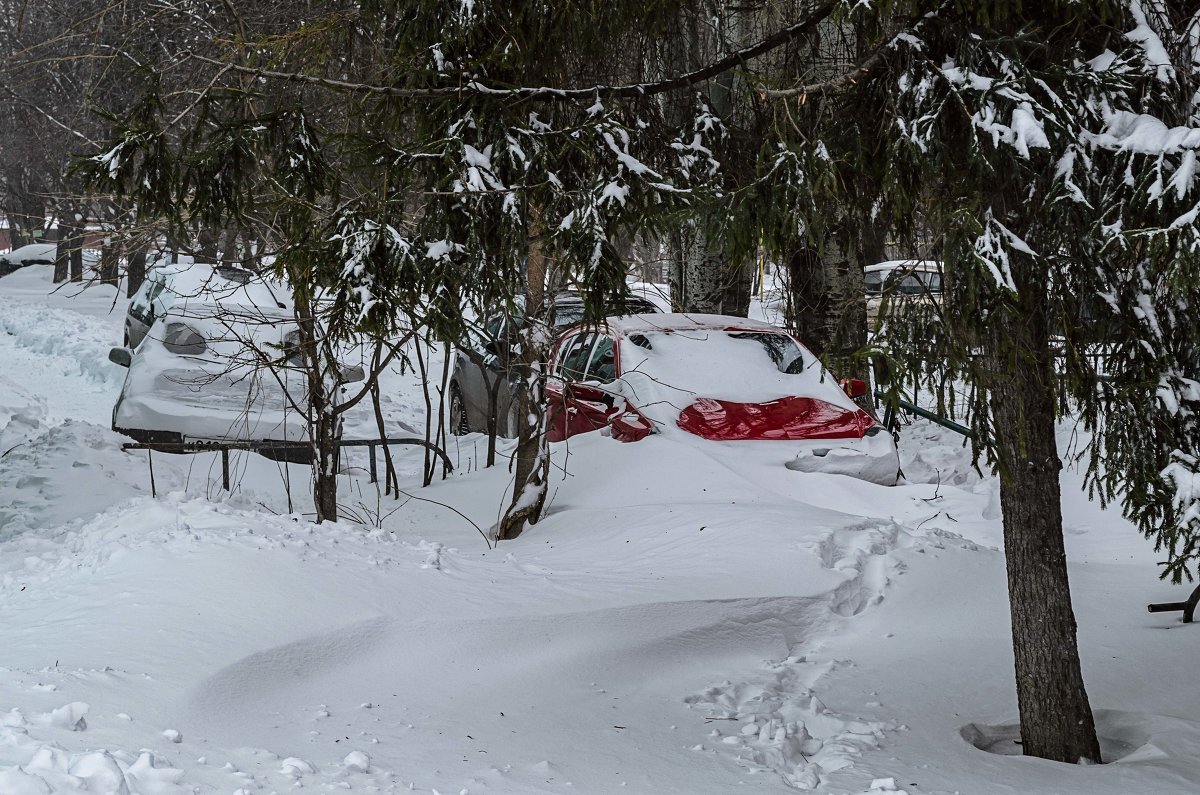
(823, 0, 1200, 762)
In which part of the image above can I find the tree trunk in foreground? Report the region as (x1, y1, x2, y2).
(496, 223, 550, 541)
(296, 292, 339, 523)
(988, 294, 1101, 764)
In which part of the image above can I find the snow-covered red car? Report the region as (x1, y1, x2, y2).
(546, 313, 900, 485)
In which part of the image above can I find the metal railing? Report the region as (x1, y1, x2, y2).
(121, 437, 452, 492)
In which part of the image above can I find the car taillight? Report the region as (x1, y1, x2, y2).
(162, 322, 207, 355)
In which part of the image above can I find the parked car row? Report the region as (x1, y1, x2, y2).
(108, 263, 899, 484)
(450, 301, 900, 485)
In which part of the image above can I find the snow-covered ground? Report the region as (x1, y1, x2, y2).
(1, 264, 1199, 794)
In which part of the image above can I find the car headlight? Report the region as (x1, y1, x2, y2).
(162, 322, 207, 355)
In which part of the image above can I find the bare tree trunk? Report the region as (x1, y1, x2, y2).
(670, 225, 752, 315)
(986, 264, 1100, 764)
(220, 225, 240, 265)
(98, 238, 120, 287)
(496, 219, 551, 541)
(296, 291, 339, 523)
(786, 219, 867, 373)
(53, 221, 71, 283)
(197, 226, 219, 262)
(126, 249, 147, 297)
(67, 218, 85, 283)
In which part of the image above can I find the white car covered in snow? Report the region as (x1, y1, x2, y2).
(108, 270, 312, 455)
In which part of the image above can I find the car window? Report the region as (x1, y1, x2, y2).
(131, 277, 168, 323)
(129, 277, 155, 314)
(893, 274, 927, 295)
(147, 279, 173, 315)
(475, 315, 506, 353)
(584, 336, 616, 383)
(864, 272, 884, 296)
(728, 331, 807, 374)
(556, 333, 595, 381)
(554, 303, 585, 328)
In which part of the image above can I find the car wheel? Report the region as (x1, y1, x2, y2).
(449, 383, 470, 435)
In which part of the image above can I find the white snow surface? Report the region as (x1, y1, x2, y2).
(2, 265, 1200, 793)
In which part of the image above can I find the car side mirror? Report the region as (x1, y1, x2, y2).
(108, 347, 132, 368)
(565, 382, 610, 403)
(841, 378, 868, 398)
(610, 412, 652, 442)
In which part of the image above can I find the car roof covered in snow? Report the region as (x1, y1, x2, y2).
(603, 312, 784, 335)
(0, 243, 57, 263)
(864, 259, 941, 274)
(150, 262, 292, 312)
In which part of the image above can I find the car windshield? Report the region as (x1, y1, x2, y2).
(867, 266, 942, 296)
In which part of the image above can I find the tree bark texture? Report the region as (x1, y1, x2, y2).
(127, 249, 147, 297)
(987, 290, 1101, 764)
(53, 235, 71, 284)
(670, 225, 751, 315)
(787, 233, 861, 360)
(497, 221, 551, 541)
(98, 240, 119, 287)
(66, 221, 85, 283)
(295, 292, 340, 523)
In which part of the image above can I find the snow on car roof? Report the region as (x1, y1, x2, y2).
(864, 259, 941, 273)
(604, 312, 782, 335)
(152, 262, 291, 311)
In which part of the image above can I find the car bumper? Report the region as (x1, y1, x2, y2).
(781, 429, 900, 485)
(113, 392, 307, 444)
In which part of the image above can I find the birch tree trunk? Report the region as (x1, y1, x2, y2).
(659, 3, 754, 316)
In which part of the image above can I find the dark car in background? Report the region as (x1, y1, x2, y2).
(864, 260, 943, 331)
(0, 244, 56, 277)
(449, 290, 664, 437)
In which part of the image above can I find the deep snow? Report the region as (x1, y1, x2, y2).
(1, 264, 1199, 794)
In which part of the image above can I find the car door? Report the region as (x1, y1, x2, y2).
(546, 331, 593, 442)
(547, 332, 621, 442)
(457, 315, 508, 432)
